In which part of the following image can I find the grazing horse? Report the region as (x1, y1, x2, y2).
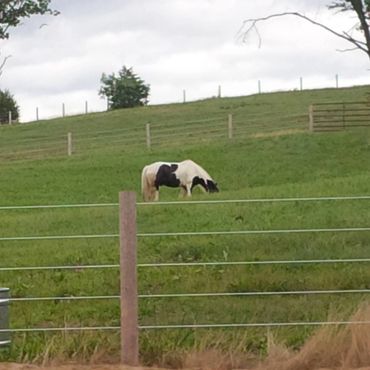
(141, 159, 219, 201)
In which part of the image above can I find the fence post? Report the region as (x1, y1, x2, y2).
(218, 85, 221, 98)
(300, 77, 303, 91)
(67, 132, 72, 156)
(85, 101, 88, 114)
(146, 123, 151, 150)
(62, 103, 65, 117)
(308, 104, 314, 132)
(228, 113, 233, 139)
(183, 89, 186, 103)
(335, 74, 339, 88)
(119, 191, 139, 366)
(36, 107, 39, 121)
(8, 111, 12, 125)
(258, 80, 261, 94)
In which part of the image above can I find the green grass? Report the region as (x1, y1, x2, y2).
(0, 86, 369, 364)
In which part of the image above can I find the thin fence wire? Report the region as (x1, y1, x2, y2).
(1, 195, 368, 210)
(3, 320, 370, 334)
(0, 227, 369, 242)
(2, 257, 370, 272)
(7, 288, 370, 303)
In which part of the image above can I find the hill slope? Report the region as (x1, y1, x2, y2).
(0, 85, 369, 364)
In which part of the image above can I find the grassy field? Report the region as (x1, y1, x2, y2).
(0, 85, 369, 364)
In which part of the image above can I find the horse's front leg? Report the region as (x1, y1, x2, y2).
(185, 184, 192, 197)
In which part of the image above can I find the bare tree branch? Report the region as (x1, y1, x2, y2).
(239, 11, 370, 60)
(0, 53, 11, 77)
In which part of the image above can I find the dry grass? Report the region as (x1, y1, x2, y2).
(257, 303, 370, 370)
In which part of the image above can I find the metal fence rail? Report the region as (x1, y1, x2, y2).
(1, 194, 369, 210)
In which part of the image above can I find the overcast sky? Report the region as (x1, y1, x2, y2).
(1, 0, 369, 122)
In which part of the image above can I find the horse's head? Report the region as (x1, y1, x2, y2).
(192, 176, 219, 193)
(206, 179, 219, 193)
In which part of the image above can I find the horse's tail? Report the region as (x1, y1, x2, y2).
(141, 165, 155, 202)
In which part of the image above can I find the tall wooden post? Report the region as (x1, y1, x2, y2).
(228, 113, 233, 139)
(308, 104, 314, 132)
(119, 191, 139, 366)
(146, 123, 151, 150)
(67, 132, 72, 156)
(8, 111, 12, 125)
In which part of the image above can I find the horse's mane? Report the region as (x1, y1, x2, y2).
(180, 159, 213, 180)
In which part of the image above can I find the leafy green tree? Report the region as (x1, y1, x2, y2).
(240, 0, 370, 61)
(0, 1, 59, 75)
(0, 89, 19, 123)
(99, 66, 150, 109)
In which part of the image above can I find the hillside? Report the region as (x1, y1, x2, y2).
(0, 85, 369, 366)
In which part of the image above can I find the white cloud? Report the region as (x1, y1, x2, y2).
(0, 0, 369, 122)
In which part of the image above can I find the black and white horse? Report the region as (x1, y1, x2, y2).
(141, 159, 219, 201)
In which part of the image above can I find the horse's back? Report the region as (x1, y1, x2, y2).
(179, 159, 212, 180)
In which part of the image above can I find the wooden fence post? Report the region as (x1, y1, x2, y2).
(146, 123, 151, 150)
(119, 191, 139, 366)
(308, 104, 314, 132)
(36, 107, 39, 121)
(8, 111, 12, 125)
(62, 103, 65, 117)
(67, 132, 72, 156)
(228, 114, 233, 139)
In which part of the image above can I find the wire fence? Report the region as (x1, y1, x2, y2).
(0, 111, 309, 162)
(0, 194, 369, 340)
(0, 191, 370, 368)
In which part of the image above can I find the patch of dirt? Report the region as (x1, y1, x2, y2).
(1, 364, 370, 370)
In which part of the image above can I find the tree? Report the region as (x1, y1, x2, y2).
(99, 66, 150, 109)
(0, 1, 59, 75)
(240, 0, 370, 61)
(0, 89, 19, 123)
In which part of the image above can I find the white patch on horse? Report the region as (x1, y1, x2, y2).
(141, 159, 219, 202)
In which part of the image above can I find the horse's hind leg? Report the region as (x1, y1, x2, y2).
(178, 186, 187, 198)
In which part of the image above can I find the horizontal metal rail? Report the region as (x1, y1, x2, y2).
(8, 288, 370, 302)
(2, 257, 370, 272)
(139, 320, 370, 330)
(2, 320, 370, 333)
(0, 264, 120, 271)
(137, 227, 370, 238)
(0, 234, 118, 241)
(1, 226, 369, 242)
(0, 195, 369, 210)
(137, 195, 370, 206)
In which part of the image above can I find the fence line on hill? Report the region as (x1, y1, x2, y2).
(0, 111, 309, 161)
(0, 192, 369, 365)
